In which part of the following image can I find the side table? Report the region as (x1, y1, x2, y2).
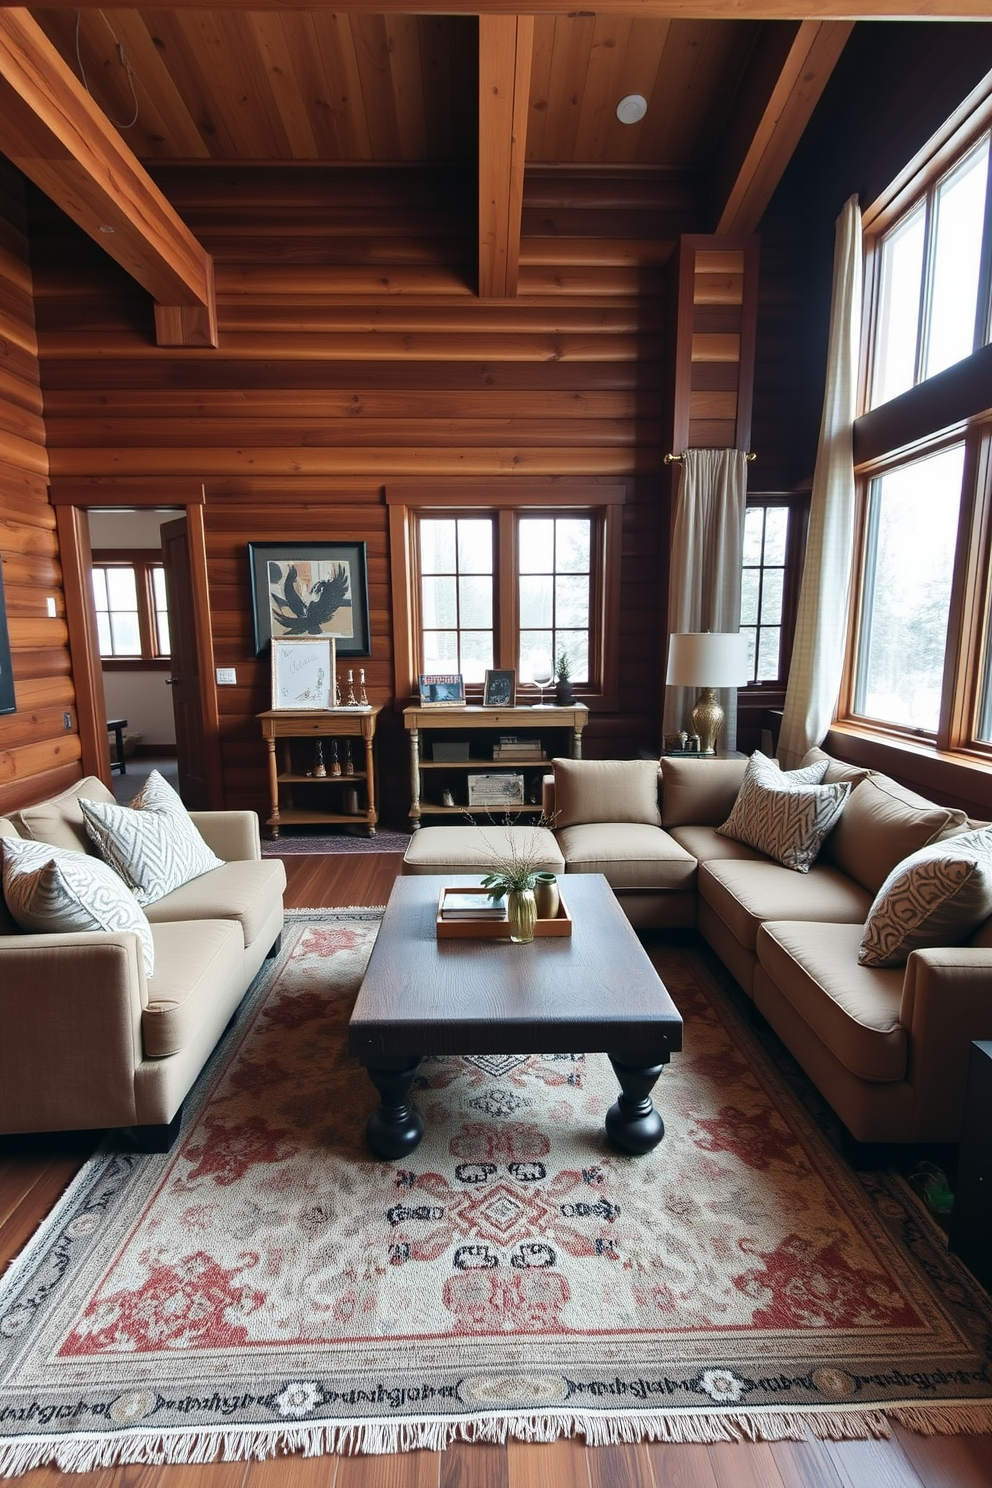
(948, 1039, 992, 1290)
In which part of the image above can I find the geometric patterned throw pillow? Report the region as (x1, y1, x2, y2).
(0, 835, 155, 976)
(717, 750, 850, 872)
(79, 770, 223, 908)
(859, 826, 992, 967)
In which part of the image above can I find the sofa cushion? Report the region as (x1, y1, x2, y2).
(1, 835, 155, 975)
(142, 919, 244, 1058)
(668, 824, 767, 865)
(660, 757, 748, 827)
(81, 770, 224, 907)
(557, 822, 696, 891)
(718, 752, 850, 872)
(552, 758, 662, 828)
(859, 827, 992, 967)
(8, 776, 115, 855)
(756, 921, 907, 1083)
(699, 858, 873, 951)
(819, 775, 968, 893)
(143, 857, 288, 948)
(800, 747, 874, 787)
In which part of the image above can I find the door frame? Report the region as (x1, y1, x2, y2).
(49, 481, 224, 806)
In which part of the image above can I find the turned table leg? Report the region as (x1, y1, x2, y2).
(362, 1056, 424, 1159)
(604, 1054, 668, 1155)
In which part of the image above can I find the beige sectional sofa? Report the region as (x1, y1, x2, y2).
(544, 752, 992, 1146)
(0, 776, 286, 1148)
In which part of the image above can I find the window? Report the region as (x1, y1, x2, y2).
(388, 485, 623, 707)
(739, 496, 807, 688)
(91, 552, 170, 666)
(868, 133, 992, 410)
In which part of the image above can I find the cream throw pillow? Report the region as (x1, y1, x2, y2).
(718, 750, 850, 872)
(80, 769, 223, 907)
(859, 827, 992, 967)
(551, 758, 662, 829)
(1, 835, 154, 975)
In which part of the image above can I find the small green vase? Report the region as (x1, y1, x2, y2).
(507, 888, 537, 944)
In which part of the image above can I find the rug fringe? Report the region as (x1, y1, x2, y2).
(5, 1402, 992, 1476)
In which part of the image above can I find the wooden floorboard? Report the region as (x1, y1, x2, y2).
(4, 850, 992, 1488)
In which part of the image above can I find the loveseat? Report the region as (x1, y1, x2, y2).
(0, 775, 286, 1148)
(405, 751, 992, 1146)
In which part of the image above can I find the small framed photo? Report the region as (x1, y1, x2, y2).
(272, 637, 336, 709)
(467, 772, 525, 807)
(483, 669, 516, 707)
(418, 673, 466, 708)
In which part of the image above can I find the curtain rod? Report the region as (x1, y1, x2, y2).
(664, 451, 757, 464)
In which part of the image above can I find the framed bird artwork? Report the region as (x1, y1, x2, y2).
(248, 542, 371, 657)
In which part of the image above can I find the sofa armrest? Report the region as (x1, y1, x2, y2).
(899, 947, 992, 1141)
(0, 931, 149, 1132)
(189, 810, 261, 862)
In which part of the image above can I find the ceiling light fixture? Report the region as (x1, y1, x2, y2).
(99, 224, 116, 234)
(616, 94, 647, 125)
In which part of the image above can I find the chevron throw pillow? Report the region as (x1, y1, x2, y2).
(80, 770, 223, 908)
(859, 827, 992, 967)
(1, 835, 154, 975)
(718, 751, 850, 872)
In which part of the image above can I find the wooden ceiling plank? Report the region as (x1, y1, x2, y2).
(0, 7, 216, 345)
(714, 18, 854, 234)
(479, 14, 534, 299)
(351, 11, 403, 161)
(246, 12, 321, 159)
(572, 16, 633, 163)
(99, 10, 212, 160)
(305, 12, 373, 160)
(57, 0, 991, 15)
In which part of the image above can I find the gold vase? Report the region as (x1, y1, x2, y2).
(691, 687, 725, 755)
(507, 888, 537, 944)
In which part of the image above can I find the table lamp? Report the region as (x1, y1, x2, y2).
(665, 632, 749, 754)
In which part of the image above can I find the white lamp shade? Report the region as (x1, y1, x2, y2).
(666, 632, 749, 688)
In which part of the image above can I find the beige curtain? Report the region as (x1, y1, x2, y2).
(663, 448, 750, 749)
(778, 195, 863, 768)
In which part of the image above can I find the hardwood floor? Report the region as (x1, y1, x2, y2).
(4, 852, 992, 1488)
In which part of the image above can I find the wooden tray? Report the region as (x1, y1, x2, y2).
(435, 885, 572, 939)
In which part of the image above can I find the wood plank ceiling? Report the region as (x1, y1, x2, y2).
(1, 1, 947, 323)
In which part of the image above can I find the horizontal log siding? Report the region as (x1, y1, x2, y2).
(30, 165, 703, 822)
(0, 162, 80, 814)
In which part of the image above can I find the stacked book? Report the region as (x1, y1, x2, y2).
(492, 736, 546, 762)
(439, 891, 507, 920)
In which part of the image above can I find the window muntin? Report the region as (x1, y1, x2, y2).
(869, 134, 992, 410)
(852, 444, 965, 734)
(518, 516, 591, 684)
(419, 518, 494, 681)
(92, 565, 141, 657)
(741, 504, 790, 683)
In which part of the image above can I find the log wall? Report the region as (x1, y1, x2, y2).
(0, 160, 80, 816)
(28, 165, 704, 822)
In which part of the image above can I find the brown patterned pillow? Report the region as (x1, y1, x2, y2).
(718, 751, 850, 872)
(859, 828, 992, 967)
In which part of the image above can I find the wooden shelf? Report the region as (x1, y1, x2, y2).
(258, 707, 382, 839)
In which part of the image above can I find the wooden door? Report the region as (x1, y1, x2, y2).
(161, 516, 211, 808)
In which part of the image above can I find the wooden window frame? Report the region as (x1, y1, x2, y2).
(91, 549, 171, 671)
(386, 483, 625, 711)
(738, 492, 808, 697)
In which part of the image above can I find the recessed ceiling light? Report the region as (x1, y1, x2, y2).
(616, 94, 647, 125)
(99, 224, 116, 234)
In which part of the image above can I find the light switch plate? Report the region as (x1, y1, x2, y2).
(46, 597, 57, 617)
(215, 667, 237, 685)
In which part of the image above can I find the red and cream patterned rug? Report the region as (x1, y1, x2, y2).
(2, 909, 991, 1475)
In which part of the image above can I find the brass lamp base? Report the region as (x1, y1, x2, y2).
(691, 687, 724, 755)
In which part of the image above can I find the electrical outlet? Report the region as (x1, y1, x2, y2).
(63, 711, 72, 730)
(215, 667, 237, 686)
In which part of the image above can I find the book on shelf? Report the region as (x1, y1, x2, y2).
(492, 747, 546, 760)
(440, 890, 507, 919)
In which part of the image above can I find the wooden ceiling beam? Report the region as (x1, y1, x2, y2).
(479, 14, 534, 299)
(712, 19, 854, 235)
(0, 8, 216, 347)
(51, 0, 992, 16)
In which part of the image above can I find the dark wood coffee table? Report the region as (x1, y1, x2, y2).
(348, 873, 683, 1160)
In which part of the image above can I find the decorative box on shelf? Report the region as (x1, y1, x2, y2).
(435, 886, 573, 939)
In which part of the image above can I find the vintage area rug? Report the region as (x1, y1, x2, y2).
(260, 829, 411, 856)
(2, 911, 992, 1474)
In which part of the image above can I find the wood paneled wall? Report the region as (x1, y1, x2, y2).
(0, 160, 80, 816)
(27, 164, 703, 822)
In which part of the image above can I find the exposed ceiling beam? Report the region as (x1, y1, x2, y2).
(479, 14, 533, 299)
(0, 8, 216, 347)
(47, 0, 992, 16)
(713, 19, 854, 235)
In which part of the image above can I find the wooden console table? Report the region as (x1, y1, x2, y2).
(258, 707, 381, 838)
(403, 703, 588, 829)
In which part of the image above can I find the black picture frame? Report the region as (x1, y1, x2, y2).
(249, 542, 370, 657)
(0, 560, 15, 716)
(483, 668, 516, 707)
